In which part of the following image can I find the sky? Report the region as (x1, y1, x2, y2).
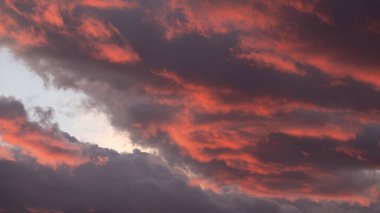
(0, 48, 134, 152)
(0, 0, 380, 212)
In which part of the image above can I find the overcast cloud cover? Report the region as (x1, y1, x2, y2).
(1, 0, 380, 212)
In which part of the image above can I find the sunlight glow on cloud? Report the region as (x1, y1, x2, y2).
(1, 0, 380, 212)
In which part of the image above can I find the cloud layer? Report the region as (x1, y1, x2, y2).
(0, 97, 302, 213)
(1, 0, 380, 212)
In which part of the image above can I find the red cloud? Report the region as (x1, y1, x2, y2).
(77, 17, 117, 40)
(0, 0, 140, 62)
(134, 70, 379, 204)
(93, 43, 140, 64)
(156, 0, 380, 89)
(1, 0, 380, 207)
(155, 0, 277, 39)
(71, 0, 138, 10)
(0, 111, 87, 168)
(31, 2, 65, 28)
(0, 145, 14, 161)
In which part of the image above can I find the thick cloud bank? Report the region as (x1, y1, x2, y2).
(0, 97, 301, 213)
(1, 0, 380, 212)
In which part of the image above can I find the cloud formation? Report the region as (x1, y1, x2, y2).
(0, 97, 87, 167)
(1, 0, 380, 211)
(0, 97, 302, 213)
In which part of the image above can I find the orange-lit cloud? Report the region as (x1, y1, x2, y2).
(0, 0, 140, 61)
(0, 13, 46, 48)
(31, 2, 65, 28)
(77, 17, 117, 40)
(2, 0, 380, 208)
(71, 0, 138, 10)
(93, 43, 140, 64)
(0, 98, 87, 168)
(0, 117, 87, 167)
(132, 69, 380, 204)
(155, 0, 277, 39)
(0, 145, 14, 161)
(156, 0, 380, 89)
(26, 208, 63, 213)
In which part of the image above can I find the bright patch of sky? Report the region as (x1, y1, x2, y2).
(0, 48, 136, 153)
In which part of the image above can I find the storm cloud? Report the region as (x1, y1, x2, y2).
(1, 0, 380, 212)
(0, 97, 300, 213)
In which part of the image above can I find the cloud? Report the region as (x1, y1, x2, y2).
(1, 0, 380, 210)
(0, 150, 302, 213)
(0, 97, 302, 213)
(0, 97, 88, 167)
(0, 145, 14, 161)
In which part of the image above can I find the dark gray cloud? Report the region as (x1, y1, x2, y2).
(0, 150, 301, 213)
(0, 96, 26, 119)
(1, 0, 380, 211)
(0, 96, 304, 213)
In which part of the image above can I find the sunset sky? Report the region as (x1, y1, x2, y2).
(1, 1, 380, 212)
